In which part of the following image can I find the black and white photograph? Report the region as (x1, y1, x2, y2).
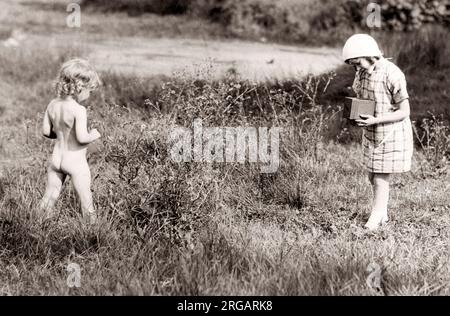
(0, 0, 449, 298)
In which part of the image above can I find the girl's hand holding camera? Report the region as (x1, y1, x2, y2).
(355, 114, 378, 127)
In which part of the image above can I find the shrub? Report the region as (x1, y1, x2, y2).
(190, 0, 450, 44)
(82, 0, 192, 15)
(190, 0, 341, 44)
(381, 0, 450, 31)
(413, 113, 450, 176)
(82, 0, 450, 45)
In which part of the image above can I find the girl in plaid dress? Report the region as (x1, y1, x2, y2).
(342, 34, 414, 230)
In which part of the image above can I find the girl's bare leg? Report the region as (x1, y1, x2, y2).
(71, 166, 97, 225)
(365, 172, 390, 230)
(40, 167, 66, 219)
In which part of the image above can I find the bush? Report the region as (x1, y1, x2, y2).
(190, 0, 345, 44)
(82, 0, 449, 45)
(313, 0, 450, 32)
(189, 0, 450, 45)
(413, 113, 450, 176)
(394, 25, 450, 70)
(82, 0, 192, 15)
(381, 0, 450, 31)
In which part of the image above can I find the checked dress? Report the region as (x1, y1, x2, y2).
(352, 57, 413, 173)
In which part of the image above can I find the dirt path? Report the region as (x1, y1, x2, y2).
(2, 0, 343, 81)
(87, 37, 342, 81)
(24, 33, 342, 81)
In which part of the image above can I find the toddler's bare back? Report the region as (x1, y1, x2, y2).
(45, 99, 99, 175)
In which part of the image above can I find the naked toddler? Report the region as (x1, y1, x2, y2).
(39, 58, 101, 224)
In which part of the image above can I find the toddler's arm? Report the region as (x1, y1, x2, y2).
(75, 106, 101, 144)
(43, 108, 57, 139)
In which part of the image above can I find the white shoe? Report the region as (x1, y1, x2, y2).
(364, 212, 389, 231)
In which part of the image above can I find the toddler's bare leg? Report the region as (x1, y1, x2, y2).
(71, 166, 97, 225)
(40, 167, 66, 219)
(365, 173, 390, 230)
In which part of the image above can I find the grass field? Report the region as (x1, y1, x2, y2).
(0, 1, 449, 295)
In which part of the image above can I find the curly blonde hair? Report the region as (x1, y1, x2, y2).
(55, 58, 101, 99)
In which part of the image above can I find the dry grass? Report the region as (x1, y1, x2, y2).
(0, 0, 449, 296)
(1, 34, 449, 295)
(1, 0, 225, 40)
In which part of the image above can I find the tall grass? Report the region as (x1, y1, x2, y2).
(377, 25, 450, 72)
(1, 27, 449, 295)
